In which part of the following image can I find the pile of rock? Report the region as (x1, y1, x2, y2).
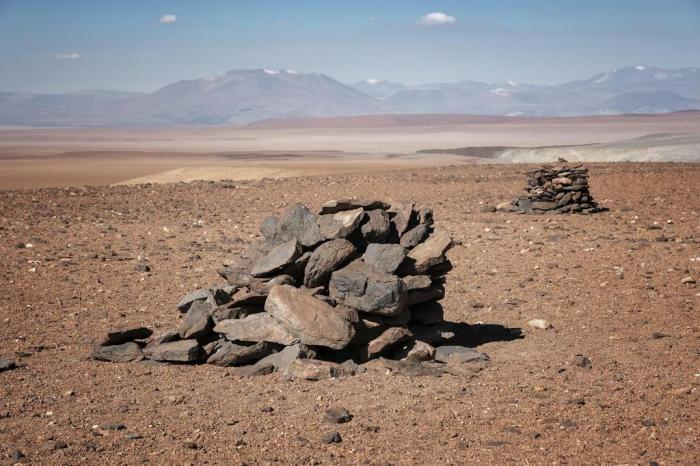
(93, 199, 487, 379)
(502, 165, 606, 214)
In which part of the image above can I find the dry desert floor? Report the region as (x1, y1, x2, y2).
(0, 162, 698, 465)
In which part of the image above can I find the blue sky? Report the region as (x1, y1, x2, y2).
(1, 0, 699, 92)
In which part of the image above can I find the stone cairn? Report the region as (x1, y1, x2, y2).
(503, 165, 606, 214)
(92, 199, 488, 379)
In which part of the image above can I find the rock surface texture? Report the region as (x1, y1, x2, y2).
(92, 198, 483, 377)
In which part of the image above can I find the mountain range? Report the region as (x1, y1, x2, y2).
(1, 65, 698, 127)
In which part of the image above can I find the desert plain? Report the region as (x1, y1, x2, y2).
(0, 114, 699, 465)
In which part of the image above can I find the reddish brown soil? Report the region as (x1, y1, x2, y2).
(0, 163, 698, 465)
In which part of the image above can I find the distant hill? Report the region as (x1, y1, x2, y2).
(0, 65, 698, 126)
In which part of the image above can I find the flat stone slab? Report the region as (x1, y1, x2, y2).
(329, 260, 407, 316)
(283, 359, 354, 381)
(91, 342, 144, 363)
(304, 238, 357, 288)
(206, 341, 275, 367)
(265, 285, 355, 350)
(434, 345, 490, 365)
(251, 239, 302, 277)
(213, 313, 296, 345)
(320, 199, 390, 214)
(318, 208, 365, 239)
(143, 339, 203, 363)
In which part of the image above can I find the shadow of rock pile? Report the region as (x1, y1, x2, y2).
(92, 199, 491, 379)
(501, 165, 606, 214)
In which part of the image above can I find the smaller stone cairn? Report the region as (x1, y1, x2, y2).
(92, 199, 488, 379)
(502, 165, 606, 214)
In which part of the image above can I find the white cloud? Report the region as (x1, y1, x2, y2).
(159, 14, 177, 24)
(54, 52, 80, 60)
(417, 12, 456, 26)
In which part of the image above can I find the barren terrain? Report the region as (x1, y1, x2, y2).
(1, 112, 698, 189)
(0, 163, 698, 465)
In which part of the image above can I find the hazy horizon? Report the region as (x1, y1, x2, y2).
(1, 0, 699, 93)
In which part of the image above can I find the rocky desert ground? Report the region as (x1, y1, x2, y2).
(0, 162, 698, 465)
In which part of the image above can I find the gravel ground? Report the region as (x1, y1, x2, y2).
(0, 163, 698, 465)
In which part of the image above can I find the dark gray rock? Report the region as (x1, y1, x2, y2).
(320, 199, 389, 214)
(143, 339, 203, 363)
(229, 364, 275, 377)
(362, 243, 407, 274)
(318, 208, 365, 239)
(399, 223, 431, 248)
(304, 239, 357, 288)
(324, 407, 352, 424)
(0, 357, 20, 372)
(91, 342, 144, 363)
(210, 303, 262, 323)
(274, 203, 323, 247)
(389, 202, 417, 237)
(178, 300, 213, 340)
(407, 285, 445, 306)
(206, 341, 275, 367)
(260, 216, 279, 241)
(251, 239, 302, 277)
(253, 343, 315, 371)
(265, 285, 355, 349)
(213, 313, 296, 345)
(575, 354, 592, 369)
(360, 209, 391, 243)
(435, 346, 489, 364)
(402, 275, 433, 291)
(321, 431, 342, 444)
(329, 260, 407, 316)
(177, 287, 229, 313)
(398, 232, 453, 275)
(97, 327, 152, 346)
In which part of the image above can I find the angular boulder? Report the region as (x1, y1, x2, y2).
(178, 300, 213, 339)
(265, 285, 355, 349)
(398, 232, 453, 275)
(251, 240, 302, 277)
(389, 202, 417, 237)
(360, 209, 391, 243)
(400, 223, 431, 249)
(361, 243, 407, 275)
(434, 345, 490, 365)
(143, 339, 203, 363)
(303, 239, 357, 288)
(329, 260, 407, 316)
(213, 313, 296, 345)
(273, 203, 323, 247)
(318, 208, 365, 239)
